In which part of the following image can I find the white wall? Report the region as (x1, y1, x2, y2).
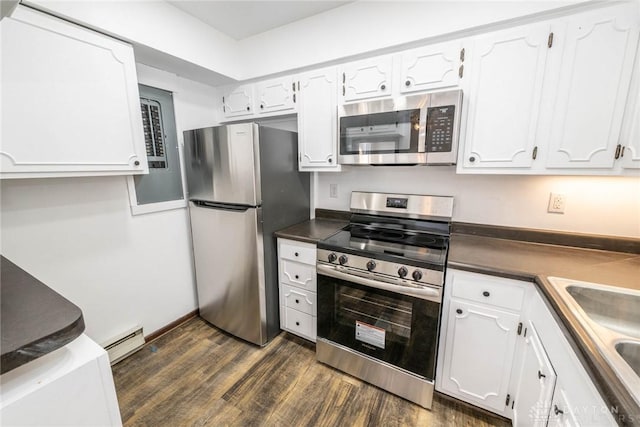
(316, 167, 640, 238)
(0, 65, 219, 344)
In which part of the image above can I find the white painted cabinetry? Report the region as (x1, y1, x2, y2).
(297, 67, 340, 171)
(399, 40, 464, 94)
(544, 5, 640, 170)
(461, 23, 551, 170)
(0, 6, 147, 179)
(0, 334, 122, 426)
(437, 269, 528, 416)
(221, 84, 255, 119)
(340, 55, 393, 102)
(255, 75, 297, 115)
(277, 238, 317, 341)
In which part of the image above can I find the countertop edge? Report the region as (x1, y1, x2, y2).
(447, 261, 638, 426)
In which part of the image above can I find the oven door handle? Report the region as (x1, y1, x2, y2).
(317, 264, 442, 303)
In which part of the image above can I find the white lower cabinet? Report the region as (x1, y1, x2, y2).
(277, 238, 317, 341)
(437, 269, 616, 426)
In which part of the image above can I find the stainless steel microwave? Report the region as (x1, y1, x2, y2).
(338, 90, 463, 165)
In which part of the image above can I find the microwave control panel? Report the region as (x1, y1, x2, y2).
(425, 105, 455, 153)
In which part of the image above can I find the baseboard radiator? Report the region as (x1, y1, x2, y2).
(102, 326, 145, 365)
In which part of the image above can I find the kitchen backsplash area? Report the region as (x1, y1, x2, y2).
(316, 167, 640, 238)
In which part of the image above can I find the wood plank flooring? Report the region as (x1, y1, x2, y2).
(112, 317, 511, 427)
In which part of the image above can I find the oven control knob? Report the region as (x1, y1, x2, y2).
(327, 252, 337, 263)
(366, 260, 376, 271)
(339, 255, 348, 265)
(412, 270, 423, 281)
(398, 266, 408, 278)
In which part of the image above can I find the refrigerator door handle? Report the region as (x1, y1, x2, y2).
(191, 200, 253, 212)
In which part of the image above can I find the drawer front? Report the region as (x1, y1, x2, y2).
(450, 270, 526, 312)
(279, 239, 316, 265)
(281, 284, 317, 316)
(279, 259, 316, 291)
(282, 307, 316, 341)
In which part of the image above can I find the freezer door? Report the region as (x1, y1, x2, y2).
(189, 202, 266, 345)
(184, 123, 261, 206)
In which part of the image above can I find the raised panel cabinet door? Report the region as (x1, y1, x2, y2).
(400, 40, 462, 94)
(462, 23, 551, 169)
(621, 48, 640, 169)
(1, 6, 147, 178)
(341, 56, 392, 102)
(255, 76, 296, 115)
(440, 299, 520, 414)
(222, 84, 254, 118)
(547, 381, 580, 427)
(297, 67, 339, 170)
(545, 4, 640, 169)
(511, 321, 557, 427)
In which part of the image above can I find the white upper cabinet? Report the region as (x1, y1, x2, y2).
(544, 4, 640, 169)
(297, 67, 340, 171)
(221, 84, 255, 119)
(1, 6, 147, 179)
(255, 75, 296, 115)
(400, 40, 464, 94)
(461, 23, 551, 169)
(619, 41, 640, 170)
(340, 55, 392, 102)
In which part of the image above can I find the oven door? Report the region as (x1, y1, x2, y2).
(317, 264, 441, 381)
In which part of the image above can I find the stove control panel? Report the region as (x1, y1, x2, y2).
(318, 248, 443, 287)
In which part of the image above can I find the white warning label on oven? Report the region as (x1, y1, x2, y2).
(355, 321, 385, 349)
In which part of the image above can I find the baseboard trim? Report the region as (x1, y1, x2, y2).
(145, 309, 198, 343)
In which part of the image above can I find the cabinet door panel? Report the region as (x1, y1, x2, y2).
(621, 44, 640, 170)
(1, 6, 146, 178)
(547, 381, 580, 427)
(400, 41, 462, 93)
(341, 56, 392, 102)
(255, 76, 296, 114)
(512, 321, 557, 427)
(222, 85, 254, 118)
(545, 6, 640, 169)
(440, 299, 520, 414)
(462, 24, 550, 169)
(297, 67, 339, 170)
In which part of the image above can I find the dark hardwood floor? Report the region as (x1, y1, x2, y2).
(112, 317, 511, 426)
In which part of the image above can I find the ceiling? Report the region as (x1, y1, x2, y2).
(167, 1, 352, 40)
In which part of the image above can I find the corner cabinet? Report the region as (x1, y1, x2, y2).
(277, 238, 318, 341)
(297, 67, 340, 171)
(1, 6, 148, 179)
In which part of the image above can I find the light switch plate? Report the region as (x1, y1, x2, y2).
(329, 183, 338, 198)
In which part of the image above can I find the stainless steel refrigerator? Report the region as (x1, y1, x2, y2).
(183, 123, 310, 346)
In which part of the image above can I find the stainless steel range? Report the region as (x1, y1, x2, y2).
(316, 191, 453, 409)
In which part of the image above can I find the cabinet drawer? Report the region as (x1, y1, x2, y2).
(279, 259, 316, 291)
(450, 270, 526, 312)
(278, 239, 316, 265)
(281, 284, 317, 316)
(282, 307, 316, 341)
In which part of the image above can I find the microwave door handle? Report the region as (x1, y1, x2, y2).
(317, 264, 442, 303)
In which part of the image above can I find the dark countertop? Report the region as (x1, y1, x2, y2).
(1, 256, 85, 374)
(274, 218, 348, 244)
(448, 233, 640, 426)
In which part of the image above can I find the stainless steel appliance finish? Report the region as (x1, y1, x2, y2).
(184, 123, 310, 346)
(338, 90, 463, 166)
(316, 192, 453, 409)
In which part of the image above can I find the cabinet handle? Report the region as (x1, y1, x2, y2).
(295, 275, 299, 279)
(456, 308, 463, 314)
(380, 84, 386, 91)
(134, 160, 140, 166)
(328, 158, 333, 163)
(260, 104, 264, 109)
(615, 144, 622, 159)
(469, 156, 476, 163)
(295, 321, 300, 326)
(405, 80, 411, 87)
(458, 65, 464, 78)
(554, 405, 564, 416)
(246, 106, 250, 111)
(532, 146, 538, 160)
(294, 252, 299, 257)
(295, 299, 300, 304)
(482, 291, 490, 297)
(538, 370, 546, 379)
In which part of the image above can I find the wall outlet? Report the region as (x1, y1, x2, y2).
(329, 183, 338, 198)
(547, 193, 566, 214)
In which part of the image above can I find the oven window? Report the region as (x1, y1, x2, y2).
(317, 272, 440, 380)
(339, 109, 420, 155)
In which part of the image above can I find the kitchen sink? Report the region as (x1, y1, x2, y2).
(550, 277, 640, 406)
